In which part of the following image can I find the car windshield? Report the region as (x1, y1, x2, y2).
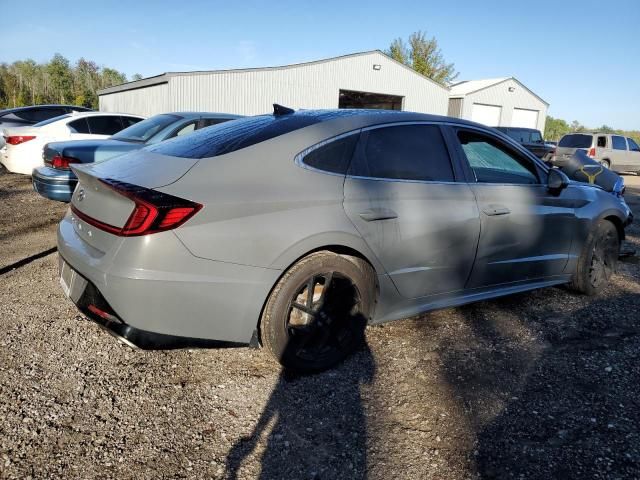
(112, 114, 181, 142)
(559, 134, 592, 148)
(33, 114, 71, 127)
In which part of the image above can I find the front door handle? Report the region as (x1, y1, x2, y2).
(482, 205, 511, 216)
(358, 208, 398, 222)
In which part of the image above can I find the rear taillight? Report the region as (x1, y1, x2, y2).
(71, 178, 202, 237)
(5, 135, 35, 145)
(588, 147, 596, 157)
(50, 155, 80, 170)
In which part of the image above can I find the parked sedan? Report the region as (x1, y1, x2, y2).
(58, 107, 631, 372)
(33, 112, 241, 202)
(0, 104, 92, 151)
(1, 112, 143, 175)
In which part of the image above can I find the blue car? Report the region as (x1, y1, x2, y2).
(32, 112, 241, 201)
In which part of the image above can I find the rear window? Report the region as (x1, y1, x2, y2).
(33, 114, 71, 127)
(112, 114, 181, 142)
(146, 110, 367, 159)
(558, 134, 593, 148)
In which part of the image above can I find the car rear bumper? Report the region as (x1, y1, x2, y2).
(32, 166, 77, 202)
(57, 213, 281, 346)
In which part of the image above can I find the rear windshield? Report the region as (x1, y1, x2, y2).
(112, 114, 181, 142)
(33, 114, 71, 127)
(559, 134, 592, 148)
(146, 110, 366, 159)
(504, 129, 542, 143)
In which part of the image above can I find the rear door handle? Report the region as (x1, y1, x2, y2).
(358, 208, 398, 222)
(482, 205, 511, 216)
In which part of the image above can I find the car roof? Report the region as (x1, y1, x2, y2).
(0, 104, 92, 114)
(146, 108, 500, 160)
(248, 108, 484, 128)
(166, 112, 244, 119)
(495, 126, 538, 131)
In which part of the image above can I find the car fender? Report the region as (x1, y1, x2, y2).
(267, 230, 387, 274)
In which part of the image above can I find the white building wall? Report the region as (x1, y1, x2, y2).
(460, 78, 548, 132)
(99, 83, 170, 117)
(163, 52, 449, 116)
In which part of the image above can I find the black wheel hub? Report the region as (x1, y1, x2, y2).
(285, 272, 361, 361)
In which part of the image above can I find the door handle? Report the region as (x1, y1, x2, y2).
(482, 205, 511, 216)
(358, 208, 398, 222)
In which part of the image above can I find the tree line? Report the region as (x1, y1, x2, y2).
(545, 116, 640, 145)
(0, 54, 142, 110)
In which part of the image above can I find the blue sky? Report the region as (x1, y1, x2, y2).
(1, 0, 638, 129)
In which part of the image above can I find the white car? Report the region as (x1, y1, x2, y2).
(1, 111, 144, 175)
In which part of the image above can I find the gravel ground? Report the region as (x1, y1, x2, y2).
(0, 172, 639, 479)
(0, 172, 67, 271)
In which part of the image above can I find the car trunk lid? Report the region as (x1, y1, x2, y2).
(69, 150, 200, 251)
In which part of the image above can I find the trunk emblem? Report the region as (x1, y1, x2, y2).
(77, 188, 85, 201)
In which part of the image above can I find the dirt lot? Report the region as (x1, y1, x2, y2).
(1, 172, 639, 479)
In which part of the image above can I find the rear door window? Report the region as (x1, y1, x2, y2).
(87, 115, 124, 135)
(597, 136, 607, 148)
(68, 118, 91, 134)
(558, 134, 593, 148)
(301, 133, 359, 175)
(349, 124, 455, 182)
(612, 135, 628, 150)
(457, 129, 539, 184)
(627, 138, 640, 152)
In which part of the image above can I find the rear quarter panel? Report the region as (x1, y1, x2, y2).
(160, 122, 386, 273)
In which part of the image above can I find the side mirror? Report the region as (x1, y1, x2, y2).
(547, 168, 569, 193)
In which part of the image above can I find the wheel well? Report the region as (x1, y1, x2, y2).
(253, 245, 379, 347)
(603, 215, 625, 242)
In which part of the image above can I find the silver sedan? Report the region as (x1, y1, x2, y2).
(57, 107, 632, 372)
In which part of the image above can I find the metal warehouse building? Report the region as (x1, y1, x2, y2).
(98, 51, 450, 117)
(448, 77, 548, 132)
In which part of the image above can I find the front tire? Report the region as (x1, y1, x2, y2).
(570, 220, 619, 295)
(260, 251, 376, 373)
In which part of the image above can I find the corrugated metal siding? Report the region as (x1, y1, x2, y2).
(460, 79, 547, 132)
(99, 83, 169, 116)
(100, 52, 449, 117)
(447, 98, 463, 117)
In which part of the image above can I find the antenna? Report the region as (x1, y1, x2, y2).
(273, 104, 295, 116)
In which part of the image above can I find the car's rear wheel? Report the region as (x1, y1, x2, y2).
(570, 220, 619, 295)
(260, 251, 376, 372)
(599, 159, 611, 169)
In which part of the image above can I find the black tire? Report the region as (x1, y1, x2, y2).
(260, 251, 376, 373)
(599, 159, 611, 169)
(569, 220, 619, 295)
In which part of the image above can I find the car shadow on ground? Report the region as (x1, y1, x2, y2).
(222, 186, 640, 479)
(224, 345, 375, 479)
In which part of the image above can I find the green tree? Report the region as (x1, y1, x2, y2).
(544, 116, 570, 141)
(131, 73, 143, 81)
(570, 120, 586, 132)
(46, 53, 73, 103)
(387, 31, 458, 85)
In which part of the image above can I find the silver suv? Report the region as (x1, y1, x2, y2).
(554, 133, 640, 173)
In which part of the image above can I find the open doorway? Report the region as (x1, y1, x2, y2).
(339, 89, 403, 110)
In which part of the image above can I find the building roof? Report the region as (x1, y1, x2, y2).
(97, 50, 449, 96)
(449, 78, 509, 96)
(449, 77, 549, 106)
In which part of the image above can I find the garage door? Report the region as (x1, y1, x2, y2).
(512, 108, 539, 129)
(471, 104, 502, 126)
